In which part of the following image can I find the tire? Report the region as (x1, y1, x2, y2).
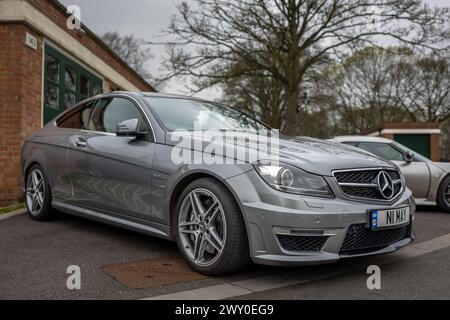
(25, 164, 55, 221)
(437, 175, 450, 213)
(174, 178, 250, 275)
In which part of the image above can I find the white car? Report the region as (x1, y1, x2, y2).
(333, 136, 450, 212)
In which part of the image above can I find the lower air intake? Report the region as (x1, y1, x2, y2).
(277, 235, 328, 252)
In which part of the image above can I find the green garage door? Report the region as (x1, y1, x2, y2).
(394, 134, 430, 159)
(43, 45, 103, 125)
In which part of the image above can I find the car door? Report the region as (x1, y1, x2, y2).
(356, 142, 431, 199)
(67, 96, 156, 221)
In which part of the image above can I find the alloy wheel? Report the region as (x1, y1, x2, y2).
(178, 188, 227, 267)
(445, 182, 450, 205)
(26, 169, 45, 216)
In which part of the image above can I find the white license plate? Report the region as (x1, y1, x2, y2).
(370, 207, 410, 230)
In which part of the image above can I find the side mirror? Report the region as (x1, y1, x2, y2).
(116, 118, 142, 137)
(405, 151, 414, 163)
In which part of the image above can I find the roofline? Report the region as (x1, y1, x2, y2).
(53, 0, 156, 92)
(332, 135, 394, 142)
(364, 122, 441, 135)
(139, 92, 210, 100)
(93, 91, 211, 101)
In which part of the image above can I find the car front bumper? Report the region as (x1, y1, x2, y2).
(226, 170, 415, 266)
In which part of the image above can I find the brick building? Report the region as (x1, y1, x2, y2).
(0, 0, 156, 205)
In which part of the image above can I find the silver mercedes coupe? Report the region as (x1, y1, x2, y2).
(21, 92, 414, 274)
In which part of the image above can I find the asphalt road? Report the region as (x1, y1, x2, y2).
(1, 206, 449, 300)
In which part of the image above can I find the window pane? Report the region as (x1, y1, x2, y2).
(145, 97, 267, 132)
(46, 55, 59, 82)
(358, 143, 404, 161)
(93, 82, 102, 96)
(342, 142, 359, 147)
(89, 98, 144, 133)
(64, 91, 76, 109)
(392, 142, 428, 162)
(45, 83, 59, 109)
(65, 66, 76, 91)
(81, 74, 89, 97)
(57, 101, 94, 129)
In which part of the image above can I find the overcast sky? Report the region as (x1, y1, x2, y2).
(59, 0, 197, 96)
(59, 0, 449, 99)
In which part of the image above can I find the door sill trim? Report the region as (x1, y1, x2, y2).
(52, 200, 171, 240)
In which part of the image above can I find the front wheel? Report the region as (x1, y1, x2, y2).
(175, 178, 250, 275)
(437, 175, 450, 213)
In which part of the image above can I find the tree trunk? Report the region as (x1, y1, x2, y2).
(282, 50, 301, 136)
(280, 0, 302, 136)
(283, 83, 300, 136)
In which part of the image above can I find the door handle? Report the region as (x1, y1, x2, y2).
(75, 138, 87, 148)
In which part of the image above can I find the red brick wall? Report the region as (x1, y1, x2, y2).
(430, 134, 440, 162)
(27, 0, 155, 92)
(381, 133, 394, 140)
(0, 0, 157, 205)
(0, 24, 43, 205)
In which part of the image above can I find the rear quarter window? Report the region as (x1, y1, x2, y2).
(57, 101, 95, 129)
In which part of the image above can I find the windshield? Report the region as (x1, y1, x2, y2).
(392, 141, 429, 162)
(145, 97, 268, 132)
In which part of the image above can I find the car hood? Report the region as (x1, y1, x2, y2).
(166, 132, 395, 176)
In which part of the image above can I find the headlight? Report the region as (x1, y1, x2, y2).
(253, 161, 333, 198)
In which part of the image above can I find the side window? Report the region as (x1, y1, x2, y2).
(57, 101, 95, 129)
(89, 98, 146, 134)
(358, 142, 404, 161)
(342, 142, 360, 147)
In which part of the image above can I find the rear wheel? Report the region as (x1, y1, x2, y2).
(175, 178, 249, 275)
(25, 165, 55, 221)
(437, 175, 450, 213)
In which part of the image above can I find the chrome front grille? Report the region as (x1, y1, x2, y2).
(333, 168, 403, 201)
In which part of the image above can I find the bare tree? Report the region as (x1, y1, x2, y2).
(395, 56, 450, 122)
(222, 74, 287, 129)
(218, 55, 287, 128)
(320, 47, 450, 132)
(161, 0, 450, 135)
(101, 31, 153, 82)
(319, 46, 416, 132)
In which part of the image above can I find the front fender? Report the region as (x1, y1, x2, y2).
(151, 142, 253, 228)
(427, 162, 449, 202)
